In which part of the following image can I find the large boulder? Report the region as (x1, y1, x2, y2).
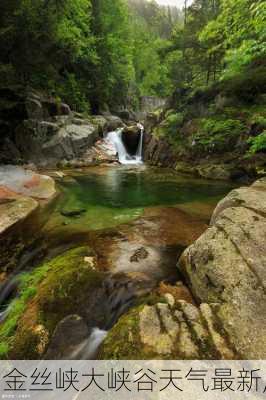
(99, 294, 235, 359)
(5, 247, 105, 359)
(0, 166, 56, 276)
(105, 116, 125, 132)
(0, 165, 56, 200)
(44, 315, 90, 360)
(122, 125, 141, 156)
(179, 178, 266, 359)
(15, 119, 99, 165)
(42, 123, 98, 163)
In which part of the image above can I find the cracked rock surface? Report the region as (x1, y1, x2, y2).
(180, 177, 266, 359)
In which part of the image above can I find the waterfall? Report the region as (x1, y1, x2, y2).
(136, 123, 144, 160)
(104, 124, 144, 165)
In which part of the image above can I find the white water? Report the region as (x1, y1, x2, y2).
(68, 327, 108, 360)
(104, 124, 144, 165)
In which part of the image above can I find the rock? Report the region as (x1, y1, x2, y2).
(42, 123, 99, 162)
(196, 164, 232, 180)
(105, 116, 125, 132)
(143, 110, 162, 135)
(25, 97, 44, 120)
(60, 103, 71, 115)
(60, 208, 86, 217)
(0, 195, 38, 236)
(0, 194, 39, 274)
(116, 109, 137, 121)
(44, 315, 89, 359)
(122, 125, 141, 156)
(89, 115, 108, 135)
(144, 134, 177, 168)
(0, 165, 56, 200)
(130, 247, 149, 263)
(99, 297, 236, 360)
(9, 247, 105, 359)
(179, 179, 266, 359)
(0, 166, 56, 276)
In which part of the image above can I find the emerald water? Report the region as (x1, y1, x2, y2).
(44, 165, 234, 240)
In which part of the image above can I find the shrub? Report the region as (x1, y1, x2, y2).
(250, 115, 266, 129)
(193, 118, 246, 153)
(154, 112, 184, 141)
(248, 131, 266, 154)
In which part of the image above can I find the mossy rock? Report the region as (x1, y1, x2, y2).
(0, 246, 104, 359)
(99, 305, 158, 360)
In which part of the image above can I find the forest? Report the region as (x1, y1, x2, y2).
(0, 0, 265, 364)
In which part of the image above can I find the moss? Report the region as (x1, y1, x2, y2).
(0, 246, 104, 359)
(99, 305, 158, 360)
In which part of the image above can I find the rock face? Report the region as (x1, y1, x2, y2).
(144, 134, 177, 167)
(0, 90, 110, 166)
(99, 293, 236, 359)
(44, 315, 90, 360)
(0, 166, 56, 276)
(122, 125, 141, 156)
(179, 178, 266, 359)
(0, 165, 56, 200)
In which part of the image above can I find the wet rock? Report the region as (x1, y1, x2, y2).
(122, 125, 141, 156)
(44, 315, 89, 359)
(0, 196, 38, 235)
(0, 165, 56, 200)
(8, 247, 105, 359)
(196, 164, 233, 180)
(130, 247, 149, 263)
(60, 208, 86, 217)
(179, 178, 266, 359)
(105, 116, 125, 132)
(99, 297, 236, 360)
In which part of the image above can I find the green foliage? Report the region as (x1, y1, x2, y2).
(193, 118, 245, 153)
(0, 259, 52, 357)
(248, 131, 266, 154)
(250, 115, 266, 129)
(0, 247, 103, 359)
(154, 112, 185, 142)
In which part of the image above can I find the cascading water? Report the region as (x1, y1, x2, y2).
(104, 124, 144, 165)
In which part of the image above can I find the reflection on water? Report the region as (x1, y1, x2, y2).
(44, 166, 234, 236)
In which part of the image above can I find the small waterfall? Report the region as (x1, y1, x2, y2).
(69, 328, 108, 360)
(84, 328, 108, 359)
(136, 123, 144, 160)
(104, 124, 144, 165)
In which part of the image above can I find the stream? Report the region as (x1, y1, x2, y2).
(0, 130, 235, 359)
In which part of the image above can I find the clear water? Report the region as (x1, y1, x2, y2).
(44, 166, 234, 235)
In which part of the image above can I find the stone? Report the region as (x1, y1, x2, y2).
(122, 125, 141, 156)
(196, 164, 232, 180)
(0, 195, 38, 235)
(25, 97, 43, 120)
(0, 165, 56, 200)
(60, 103, 71, 115)
(44, 315, 89, 359)
(156, 303, 179, 339)
(179, 179, 266, 359)
(200, 304, 235, 359)
(42, 123, 99, 162)
(130, 247, 149, 263)
(99, 295, 236, 360)
(139, 305, 173, 355)
(60, 208, 86, 217)
(105, 116, 125, 132)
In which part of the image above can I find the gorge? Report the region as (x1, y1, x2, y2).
(0, 0, 265, 363)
